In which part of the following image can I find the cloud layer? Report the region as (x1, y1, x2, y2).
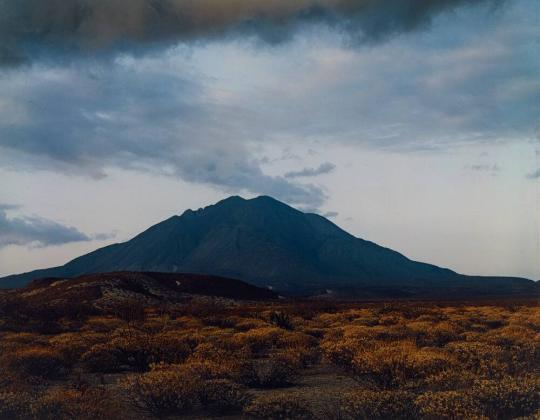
(285, 162, 336, 178)
(0, 205, 91, 248)
(1, 0, 537, 209)
(0, 57, 327, 208)
(1, 0, 503, 66)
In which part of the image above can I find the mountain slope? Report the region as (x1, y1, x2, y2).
(1, 196, 537, 297)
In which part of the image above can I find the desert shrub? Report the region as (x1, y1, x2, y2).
(321, 336, 372, 368)
(81, 343, 122, 373)
(483, 325, 535, 347)
(447, 341, 509, 377)
(302, 327, 326, 338)
(110, 300, 146, 324)
(413, 322, 461, 347)
(49, 332, 105, 365)
(232, 327, 285, 355)
(423, 369, 478, 391)
(198, 379, 251, 413)
(121, 366, 203, 417)
(1, 347, 67, 379)
(107, 327, 154, 371)
(379, 315, 401, 326)
(242, 353, 299, 388)
(187, 343, 252, 381)
(342, 389, 417, 419)
(415, 390, 484, 419)
(269, 311, 294, 330)
(31, 386, 123, 420)
(234, 317, 269, 331)
(284, 344, 321, 367)
(350, 342, 452, 389)
(372, 325, 414, 342)
(277, 331, 320, 367)
(82, 316, 124, 333)
(473, 376, 540, 419)
(200, 314, 238, 328)
(149, 332, 197, 364)
(244, 394, 313, 419)
(0, 392, 33, 419)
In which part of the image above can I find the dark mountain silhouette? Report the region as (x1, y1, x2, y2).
(1, 196, 538, 297)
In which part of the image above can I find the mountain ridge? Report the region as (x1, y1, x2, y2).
(1, 195, 537, 297)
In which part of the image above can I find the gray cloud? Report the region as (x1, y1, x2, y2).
(0, 206, 91, 248)
(285, 162, 336, 178)
(0, 0, 535, 214)
(0, 59, 326, 209)
(527, 168, 540, 179)
(0, 0, 503, 66)
(92, 232, 118, 241)
(465, 164, 501, 173)
(323, 211, 339, 218)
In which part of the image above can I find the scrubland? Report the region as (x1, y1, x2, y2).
(0, 297, 539, 419)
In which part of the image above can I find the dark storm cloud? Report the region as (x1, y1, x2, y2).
(284, 162, 336, 178)
(0, 0, 502, 66)
(0, 205, 91, 248)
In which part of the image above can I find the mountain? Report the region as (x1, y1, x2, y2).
(1, 196, 538, 297)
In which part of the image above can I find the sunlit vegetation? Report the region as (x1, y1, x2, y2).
(0, 296, 539, 419)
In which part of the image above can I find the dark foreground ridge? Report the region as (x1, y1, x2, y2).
(4, 271, 278, 308)
(1, 195, 538, 298)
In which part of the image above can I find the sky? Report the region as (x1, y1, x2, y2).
(0, 0, 539, 279)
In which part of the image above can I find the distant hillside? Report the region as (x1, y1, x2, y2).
(4, 272, 277, 308)
(1, 196, 538, 298)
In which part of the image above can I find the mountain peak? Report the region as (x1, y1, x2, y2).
(1, 196, 537, 298)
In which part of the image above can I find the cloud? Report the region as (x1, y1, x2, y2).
(527, 168, 540, 179)
(284, 162, 336, 178)
(0, 205, 91, 248)
(0, 0, 536, 213)
(92, 232, 118, 241)
(0, 58, 326, 209)
(0, 0, 505, 67)
(465, 163, 501, 173)
(323, 211, 339, 218)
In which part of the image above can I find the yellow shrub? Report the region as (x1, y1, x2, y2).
(473, 376, 540, 419)
(351, 342, 452, 388)
(415, 390, 484, 419)
(343, 389, 417, 419)
(81, 343, 122, 373)
(424, 369, 477, 391)
(234, 317, 269, 331)
(149, 331, 197, 364)
(243, 393, 312, 419)
(447, 341, 509, 377)
(240, 353, 300, 388)
(1, 347, 67, 379)
(49, 332, 106, 364)
(198, 379, 251, 413)
(31, 386, 123, 420)
(121, 366, 203, 417)
(232, 327, 285, 355)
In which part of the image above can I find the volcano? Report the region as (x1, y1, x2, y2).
(1, 196, 537, 298)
